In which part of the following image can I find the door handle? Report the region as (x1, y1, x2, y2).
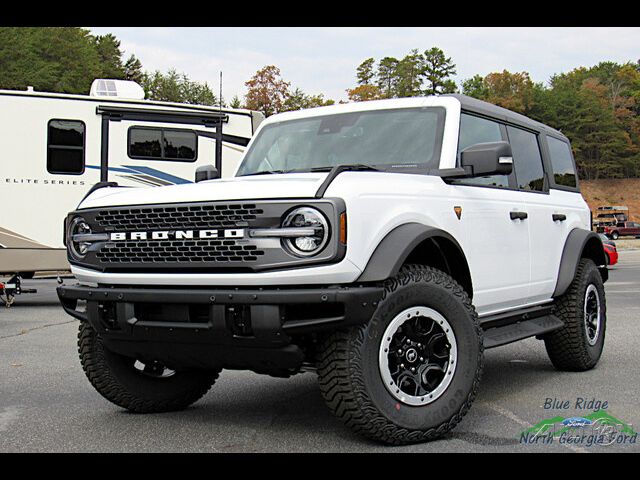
(552, 213, 567, 222)
(510, 211, 528, 220)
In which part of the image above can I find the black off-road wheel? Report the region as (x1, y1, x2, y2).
(544, 258, 606, 371)
(316, 265, 483, 445)
(78, 322, 220, 413)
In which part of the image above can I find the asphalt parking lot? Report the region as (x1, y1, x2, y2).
(2, 252, 639, 452)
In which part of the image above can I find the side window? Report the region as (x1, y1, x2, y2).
(128, 127, 197, 162)
(455, 113, 509, 188)
(47, 120, 85, 175)
(507, 126, 545, 192)
(547, 136, 577, 188)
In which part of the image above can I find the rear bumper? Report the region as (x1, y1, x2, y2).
(57, 282, 384, 374)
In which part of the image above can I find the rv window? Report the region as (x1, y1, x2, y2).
(128, 127, 197, 162)
(47, 120, 85, 175)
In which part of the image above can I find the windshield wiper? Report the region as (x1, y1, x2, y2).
(308, 164, 380, 173)
(315, 164, 382, 198)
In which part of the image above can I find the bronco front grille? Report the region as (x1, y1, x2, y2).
(96, 239, 265, 264)
(69, 199, 343, 272)
(95, 203, 264, 231)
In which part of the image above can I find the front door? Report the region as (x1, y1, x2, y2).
(449, 113, 531, 316)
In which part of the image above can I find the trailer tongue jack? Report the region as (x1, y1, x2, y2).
(0, 274, 37, 307)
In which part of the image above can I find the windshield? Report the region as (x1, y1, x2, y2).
(236, 107, 445, 176)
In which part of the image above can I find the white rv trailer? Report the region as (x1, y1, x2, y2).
(0, 80, 263, 279)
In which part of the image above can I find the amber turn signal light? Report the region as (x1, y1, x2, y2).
(339, 212, 347, 245)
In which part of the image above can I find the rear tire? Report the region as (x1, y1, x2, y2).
(544, 259, 606, 371)
(78, 322, 220, 413)
(316, 265, 483, 445)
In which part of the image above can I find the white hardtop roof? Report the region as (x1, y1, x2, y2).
(261, 94, 566, 139)
(0, 87, 254, 116)
(262, 96, 460, 125)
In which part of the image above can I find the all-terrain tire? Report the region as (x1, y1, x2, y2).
(316, 265, 483, 445)
(78, 322, 220, 413)
(544, 258, 606, 371)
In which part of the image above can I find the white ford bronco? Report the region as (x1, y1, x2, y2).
(58, 94, 608, 444)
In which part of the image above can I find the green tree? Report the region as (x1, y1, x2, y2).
(377, 57, 399, 98)
(142, 69, 218, 105)
(461, 74, 488, 99)
(123, 54, 144, 84)
(229, 95, 243, 109)
(541, 69, 638, 180)
(422, 47, 457, 95)
(94, 33, 125, 79)
(356, 58, 376, 86)
(283, 87, 334, 111)
(244, 65, 291, 117)
(395, 49, 423, 97)
(0, 27, 102, 93)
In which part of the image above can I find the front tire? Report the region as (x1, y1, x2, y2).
(316, 265, 483, 445)
(611, 231, 619, 240)
(78, 322, 220, 413)
(544, 258, 606, 371)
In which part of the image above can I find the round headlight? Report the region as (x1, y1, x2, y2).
(282, 207, 329, 257)
(68, 217, 92, 258)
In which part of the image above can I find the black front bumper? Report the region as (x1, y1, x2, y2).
(57, 283, 383, 374)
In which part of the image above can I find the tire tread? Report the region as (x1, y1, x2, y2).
(316, 264, 483, 445)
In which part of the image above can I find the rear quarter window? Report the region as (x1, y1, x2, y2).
(547, 136, 578, 189)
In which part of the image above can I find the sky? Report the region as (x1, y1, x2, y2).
(88, 27, 640, 103)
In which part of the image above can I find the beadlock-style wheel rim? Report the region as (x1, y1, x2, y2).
(584, 284, 601, 346)
(379, 306, 458, 406)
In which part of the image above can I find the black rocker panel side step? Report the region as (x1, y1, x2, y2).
(482, 314, 564, 349)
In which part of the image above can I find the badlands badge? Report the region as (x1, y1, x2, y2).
(454, 206, 462, 220)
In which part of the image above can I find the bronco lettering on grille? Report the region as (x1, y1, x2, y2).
(109, 229, 245, 241)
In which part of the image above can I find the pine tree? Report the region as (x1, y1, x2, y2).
(94, 33, 125, 79)
(395, 49, 424, 97)
(377, 57, 399, 98)
(356, 58, 376, 86)
(422, 47, 457, 95)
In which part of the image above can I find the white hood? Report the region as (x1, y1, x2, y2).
(78, 173, 328, 209)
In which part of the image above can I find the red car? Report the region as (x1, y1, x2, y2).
(599, 234, 618, 266)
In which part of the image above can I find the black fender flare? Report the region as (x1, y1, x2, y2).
(553, 228, 608, 298)
(357, 223, 470, 286)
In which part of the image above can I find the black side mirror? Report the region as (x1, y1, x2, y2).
(460, 141, 513, 177)
(195, 165, 220, 183)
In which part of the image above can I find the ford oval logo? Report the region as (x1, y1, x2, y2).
(562, 417, 593, 428)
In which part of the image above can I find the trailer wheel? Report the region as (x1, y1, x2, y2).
(78, 322, 220, 413)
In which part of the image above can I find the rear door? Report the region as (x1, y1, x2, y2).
(523, 132, 581, 304)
